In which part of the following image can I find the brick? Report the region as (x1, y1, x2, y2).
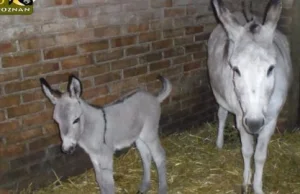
(91, 94, 119, 106)
(43, 123, 59, 136)
(6, 127, 43, 144)
(0, 95, 20, 108)
(81, 79, 93, 89)
(61, 55, 93, 69)
(7, 102, 44, 118)
(184, 61, 201, 72)
(173, 55, 193, 65)
(195, 33, 210, 41)
(5, 79, 39, 94)
(0, 160, 10, 173)
(23, 111, 52, 127)
(139, 31, 161, 43)
(0, 42, 17, 53)
(164, 8, 185, 17)
(111, 36, 137, 48)
(10, 150, 45, 169)
(44, 46, 77, 60)
(55, 30, 95, 45)
(109, 78, 139, 93)
(162, 65, 183, 77)
(19, 37, 56, 51)
(151, 19, 173, 30)
(124, 66, 148, 78)
(55, 0, 73, 5)
(94, 72, 122, 85)
(2, 52, 41, 68)
(78, 40, 109, 53)
(23, 62, 60, 78)
(150, 60, 171, 71)
(81, 63, 110, 77)
(111, 58, 138, 70)
(94, 26, 121, 38)
(163, 28, 184, 38)
(127, 24, 149, 33)
(138, 72, 160, 83)
(185, 43, 204, 53)
(173, 16, 194, 28)
(152, 39, 173, 50)
(61, 7, 89, 18)
(22, 90, 44, 103)
(185, 26, 204, 35)
(45, 72, 78, 85)
(0, 144, 26, 158)
(151, 0, 172, 8)
(29, 135, 61, 152)
(193, 52, 206, 60)
(139, 52, 162, 64)
(0, 111, 5, 122)
(164, 47, 185, 58)
(91, 4, 121, 15)
(19, 9, 58, 23)
(0, 70, 20, 83)
(0, 120, 20, 133)
(126, 45, 150, 56)
(174, 36, 194, 46)
(82, 86, 109, 99)
(42, 20, 78, 34)
(94, 49, 123, 63)
(123, 2, 148, 12)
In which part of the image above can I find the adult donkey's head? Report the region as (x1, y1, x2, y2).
(40, 75, 84, 154)
(212, 0, 282, 134)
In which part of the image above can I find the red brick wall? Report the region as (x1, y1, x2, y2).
(0, 0, 296, 190)
(0, 0, 217, 190)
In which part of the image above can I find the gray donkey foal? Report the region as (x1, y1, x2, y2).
(40, 75, 171, 194)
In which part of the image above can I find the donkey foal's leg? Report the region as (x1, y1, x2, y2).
(91, 155, 115, 194)
(217, 106, 228, 149)
(147, 137, 167, 194)
(253, 120, 276, 194)
(136, 138, 152, 193)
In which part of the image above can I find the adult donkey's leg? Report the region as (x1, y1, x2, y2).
(237, 116, 254, 193)
(90, 153, 115, 194)
(216, 106, 228, 149)
(253, 119, 277, 194)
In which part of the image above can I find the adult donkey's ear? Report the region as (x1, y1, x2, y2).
(263, 0, 282, 34)
(212, 0, 243, 40)
(40, 78, 61, 104)
(67, 74, 82, 98)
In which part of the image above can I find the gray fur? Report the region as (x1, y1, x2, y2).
(40, 75, 172, 194)
(208, 0, 292, 193)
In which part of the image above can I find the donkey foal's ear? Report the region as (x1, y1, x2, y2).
(67, 75, 82, 98)
(40, 78, 58, 104)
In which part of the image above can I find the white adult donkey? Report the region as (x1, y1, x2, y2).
(40, 75, 171, 194)
(208, 0, 292, 193)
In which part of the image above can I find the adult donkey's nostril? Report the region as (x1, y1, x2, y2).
(62, 145, 76, 155)
(245, 118, 265, 134)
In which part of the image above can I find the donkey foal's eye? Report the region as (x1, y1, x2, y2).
(73, 118, 80, 124)
(267, 65, 275, 77)
(232, 66, 241, 76)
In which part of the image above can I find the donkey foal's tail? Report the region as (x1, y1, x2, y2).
(156, 75, 172, 103)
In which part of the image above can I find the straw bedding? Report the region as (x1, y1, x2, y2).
(21, 123, 300, 194)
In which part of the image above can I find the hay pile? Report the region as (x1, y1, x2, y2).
(22, 123, 300, 194)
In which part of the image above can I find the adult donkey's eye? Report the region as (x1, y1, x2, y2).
(73, 118, 80, 124)
(267, 65, 275, 77)
(232, 66, 241, 76)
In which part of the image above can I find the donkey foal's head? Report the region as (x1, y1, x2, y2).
(40, 75, 84, 154)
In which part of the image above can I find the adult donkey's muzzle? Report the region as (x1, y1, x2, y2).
(62, 145, 76, 155)
(245, 118, 265, 134)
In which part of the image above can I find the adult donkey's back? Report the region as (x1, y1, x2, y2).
(208, 0, 292, 193)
